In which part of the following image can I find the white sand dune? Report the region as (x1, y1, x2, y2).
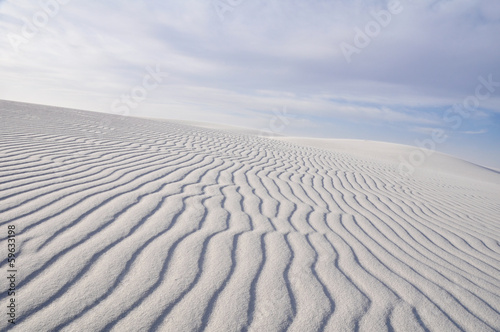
(1, 100, 499, 332)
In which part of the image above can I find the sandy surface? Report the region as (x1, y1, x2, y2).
(1, 100, 499, 331)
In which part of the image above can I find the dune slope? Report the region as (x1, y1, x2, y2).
(1, 100, 499, 331)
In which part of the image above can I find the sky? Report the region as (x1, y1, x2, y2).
(1, 0, 500, 168)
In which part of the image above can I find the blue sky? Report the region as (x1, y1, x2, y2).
(1, 0, 500, 168)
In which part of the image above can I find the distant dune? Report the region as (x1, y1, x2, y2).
(1, 100, 499, 331)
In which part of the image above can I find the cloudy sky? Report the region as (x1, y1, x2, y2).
(1, 0, 500, 168)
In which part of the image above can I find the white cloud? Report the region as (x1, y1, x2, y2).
(462, 129, 488, 135)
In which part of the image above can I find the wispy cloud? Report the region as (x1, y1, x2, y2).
(462, 129, 488, 135)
